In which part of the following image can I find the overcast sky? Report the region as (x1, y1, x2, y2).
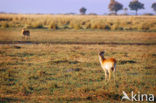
(0, 0, 155, 14)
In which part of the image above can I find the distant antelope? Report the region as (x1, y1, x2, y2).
(99, 51, 116, 82)
(21, 28, 30, 39)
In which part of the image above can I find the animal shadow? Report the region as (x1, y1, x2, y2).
(52, 60, 79, 64)
(119, 60, 136, 64)
(0, 97, 20, 103)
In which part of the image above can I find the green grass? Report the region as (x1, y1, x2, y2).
(0, 38, 156, 102)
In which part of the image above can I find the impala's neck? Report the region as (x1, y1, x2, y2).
(99, 55, 105, 64)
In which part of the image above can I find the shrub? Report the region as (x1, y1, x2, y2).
(49, 22, 58, 30)
(61, 24, 69, 29)
(84, 22, 91, 29)
(123, 26, 133, 31)
(1, 22, 9, 28)
(90, 20, 99, 29)
(31, 22, 44, 28)
(69, 20, 82, 30)
(149, 25, 156, 32)
(111, 24, 118, 30)
(73, 23, 81, 30)
(24, 24, 32, 29)
(104, 25, 111, 30)
(137, 23, 150, 31)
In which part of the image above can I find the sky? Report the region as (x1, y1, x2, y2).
(0, 0, 155, 14)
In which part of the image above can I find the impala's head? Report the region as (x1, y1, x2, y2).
(99, 51, 105, 57)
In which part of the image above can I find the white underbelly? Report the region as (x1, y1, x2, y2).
(102, 62, 114, 70)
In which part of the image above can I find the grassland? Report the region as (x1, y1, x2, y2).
(0, 27, 156, 103)
(0, 28, 156, 44)
(0, 14, 156, 32)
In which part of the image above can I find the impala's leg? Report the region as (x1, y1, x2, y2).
(113, 64, 116, 84)
(104, 69, 109, 85)
(103, 69, 107, 81)
(26, 36, 28, 40)
(108, 70, 111, 81)
(113, 70, 116, 84)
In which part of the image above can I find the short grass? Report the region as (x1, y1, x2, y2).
(0, 30, 156, 102)
(0, 28, 156, 44)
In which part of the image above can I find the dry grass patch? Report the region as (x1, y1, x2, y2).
(0, 14, 156, 31)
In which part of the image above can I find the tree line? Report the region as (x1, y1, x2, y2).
(79, 0, 156, 15)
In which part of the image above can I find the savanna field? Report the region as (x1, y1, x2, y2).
(0, 14, 156, 103)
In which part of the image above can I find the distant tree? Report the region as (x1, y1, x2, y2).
(79, 7, 87, 15)
(124, 8, 128, 15)
(129, 0, 144, 15)
(108, 0, 123, 15)
(152, 2, 156, 14)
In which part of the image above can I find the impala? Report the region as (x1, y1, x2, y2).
(99, 51, 116, 82)
(21, 28, 30, 39)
